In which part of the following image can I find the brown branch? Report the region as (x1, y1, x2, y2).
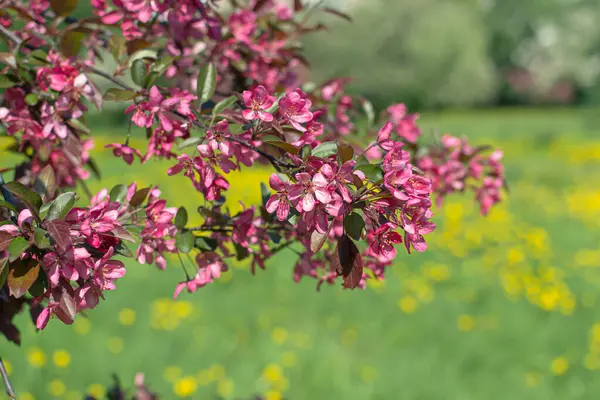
(0, 357, 16, 399)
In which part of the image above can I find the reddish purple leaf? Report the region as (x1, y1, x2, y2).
(45, 220, 72, 251)
(55, 290, 77, 325)
(294, 0, 304, 12)
(334, 234, 363, 290)
(0, 231, 13, 252)
(322, 7, 353, 22)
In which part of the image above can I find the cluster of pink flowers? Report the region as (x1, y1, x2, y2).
(417, 135, 505, 215)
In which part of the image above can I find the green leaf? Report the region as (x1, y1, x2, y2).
(0, 200, 17, 213)
(0, 258, 8, 289)
(39, 202, 51, 220)
(229, 124, 245, 134)
(104, 88, 138, 102)
(8, 237, 30, 262)
(114, 242, 133, 258)
(33, 165, 57, 203)
(300, 144, 312, 160)
(26, 49, 49, 66)
(7, 259, 40, 298)
(0, 231, 13, 252)
(144, 71, 160, 89)
(175, 207, 188, 230)
(130, 59, 147, 87)
(195, 237, 218, 252)
(234, 243, 250, 261)
(3, 181, 42, 222)
(358, 164, 383, 182)
(46, 192, 76, 221)
(50, 0, 78, 16)
(176, 231, 194, 254)
(66, 118, 91, 134)
(268, 231, 282, 244)
(212, 95, 238, 116)
(260, 182, 271, 207)
(178, 137, 202, 151)
(129, 187, 151, 208)
(344, 212, 365, 241)
(197, 63, 217, 103)
(338, 143, 354, 164)
(263, 136, 299, 155)
(111, 226, 136, 243)
(127, 49, 158, 68)
(28, 269, 47, 297)
(311, 142, 338, 158)
(0, 74, 17, 89)
(151, 56, 176, 75)
(59, 30, 85, 57)
(109, 184, 128, 203)
(34, 228, 51, 249)
(25, 93, 38, 106)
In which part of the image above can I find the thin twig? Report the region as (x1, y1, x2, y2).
(0, 356, 16, 399)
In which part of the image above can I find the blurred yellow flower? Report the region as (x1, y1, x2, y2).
(457, 315, 475, 332)
(65, 391, 83, 400)
(87, 384, 106, 399)
(210, 364, 226, 380)
(119, 308, 136, 326)
(48, 379, 66, 397)
(361, 365, 378, 383)
(551, 357, 569, 376)
(263, 363, 284, 383)
(271, 327, 288, 344)
(174, 376, 197, 398)
(3, 360, 12, 376)
(525, 372, 542, 387)
(281, 351, 296, 368)
(27, 347, 46, 368)
(398, 296, 418, 314)
(265, 390, 283, 400)
(53, 350, 71, 368)
(197, 369, 212, 386)
(341, 328, 358, 346)
(19, 393, 34, 400)
(108, 337, 124, 354)
(74, 318, 91, 335)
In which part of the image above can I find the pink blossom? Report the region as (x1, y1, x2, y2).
(242, 85, 276, 122)
(105, 143, 142, 165)
(289, 172, 331, 212)
(265, 174, 292, 221)
(278, 89, 313, 132)
(368, 223, 402, 262)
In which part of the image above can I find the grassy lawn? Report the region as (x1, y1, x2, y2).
(3, 108, 600, 399)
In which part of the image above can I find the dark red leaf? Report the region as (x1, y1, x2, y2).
(45, 220, 72, 251)
(129, 187, 151, 208)
(294, 0, 303, 12)
(0, 231, 13, 252)
(7, 259, 40, 298)
(334, 234, 363, 290)
(55, 290, 76, 325)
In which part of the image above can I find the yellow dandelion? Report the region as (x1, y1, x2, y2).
(272, 377, 289, 392)
(174, 376, 197, 398)
(52, 350, 71, 368)
(265, 391, 282, 400)
(292, 332, 312, 349)
(48, 379, 66, 397)
(174, 301, 193, 319)
(263, 364, 283, 383)
(398, 296, 418, 314)
(3, 360, 12, 376)
(281, 351, 296, 368)
(585, 353, 600, 370)
(164, 366, 183, 383)
(27, 347, 46, 368)
(19, 393, 34, 400)
(551, 357, 569, 376)
(87, 384, 106, 399)
(457, 315, 475, 332)
(108, 337, 124, 354)
(119, 308, 136, 326)
(271, 327, 288, 344)
(217, 377, 234, 398)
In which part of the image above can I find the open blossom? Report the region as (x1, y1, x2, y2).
(368, 223, 403, 262)
(278, 89, 313, 132)
(242, 85, 276, 122)
(265, 174, 292, 221)
(125, 86, 180, 131)
(173, 252, 227, 299)
(105, 143, 142, 165)
(167, 153, 203, 187)
(229, 10, 257, 43)
(387, 103, 421, 143)
(289, 172, 331, 212)
(207, 119, 233, 156)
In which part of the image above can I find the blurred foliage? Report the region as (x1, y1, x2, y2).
(305, 0, 600, 109)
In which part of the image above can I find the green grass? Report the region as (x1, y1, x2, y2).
(3, 109, 600, 399)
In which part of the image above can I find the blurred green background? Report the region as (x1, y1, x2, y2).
(3, 1, 600, 399)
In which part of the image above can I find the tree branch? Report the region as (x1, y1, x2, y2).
(0, 357, 16, 399)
